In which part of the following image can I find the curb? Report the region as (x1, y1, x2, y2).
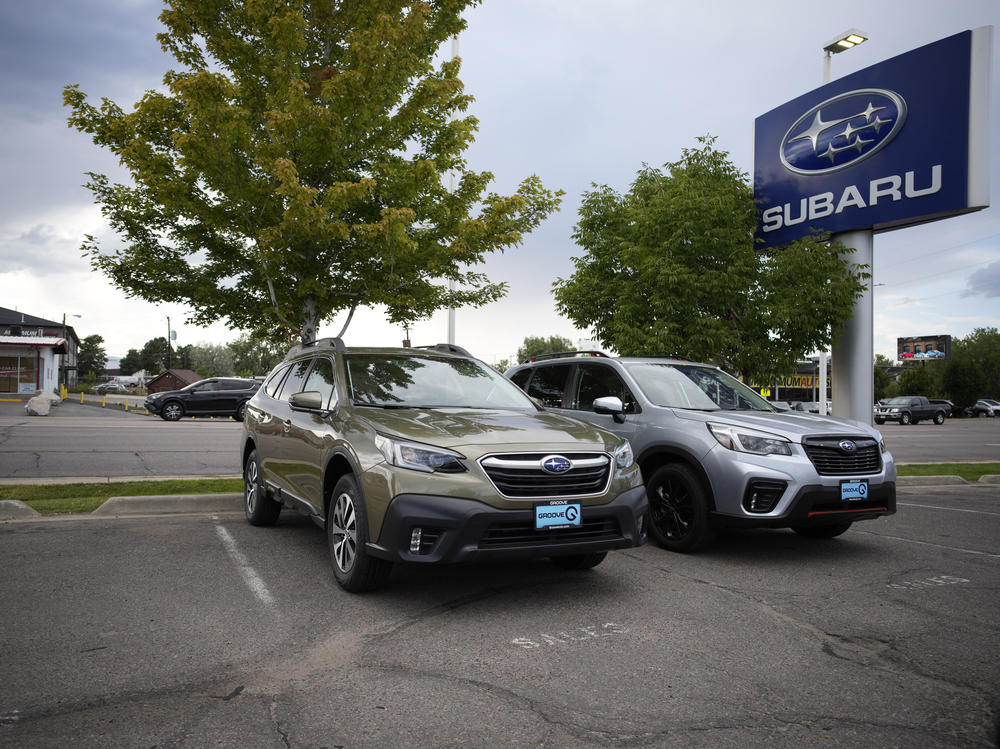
(896, 475, 970, 486)
(92, 493, 243, 516)
(0, 501, 40, 520)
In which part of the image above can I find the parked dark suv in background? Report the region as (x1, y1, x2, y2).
(145, 377, 260, 421)
(240, 339, 647, 592)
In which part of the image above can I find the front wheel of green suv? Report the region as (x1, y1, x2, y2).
(327, 475, 392, 593)
(646, 463, 715, 553)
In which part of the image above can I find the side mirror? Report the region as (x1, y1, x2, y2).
(593, 396, 626, 424)
(289, 390, 325, 411)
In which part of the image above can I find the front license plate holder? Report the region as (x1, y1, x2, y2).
(840, 479, 869, 501)
(535, 501, 582, 530)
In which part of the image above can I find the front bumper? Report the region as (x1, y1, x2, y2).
(368, 484, 648, 564)
(144, 399, 162, 414)
(711, 481, 896, 529)
(874, 412, 901, 421)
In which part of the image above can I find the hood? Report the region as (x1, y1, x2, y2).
(673, 408, 881, 441)
(355, 407, 616, 451)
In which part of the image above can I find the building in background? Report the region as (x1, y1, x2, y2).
(0, 307, 80, 395)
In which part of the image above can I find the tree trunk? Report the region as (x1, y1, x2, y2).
(300, 296, 318, 344)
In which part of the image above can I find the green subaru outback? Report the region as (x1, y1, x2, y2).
(240, 338, 647, 592)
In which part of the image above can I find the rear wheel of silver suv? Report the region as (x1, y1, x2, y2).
(646, 463, 714, 553)
(327, 475, 391, 593)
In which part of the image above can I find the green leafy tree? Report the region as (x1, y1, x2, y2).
(65, 0, 561, 345)
(873, 355, 893, 402)
(552, 137, 867, 381)
(942, 327, 999, 406)
(120, 348, 143, 375)
(187, 343, 236, 377)
(515, 335, 575, 364)
(229, 333, 287, 377)
(139, 337, 172, 374)
(77, 335, 107, 380)
(895, 362, 938, 396)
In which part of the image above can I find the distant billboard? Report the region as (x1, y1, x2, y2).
(897, 335, 951, 361)
(754, 27, 992, 248)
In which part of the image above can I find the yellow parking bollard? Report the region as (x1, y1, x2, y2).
(125, 399, 129, 411)
(80, 392, 84, 404)
(102, 395, 106, 408)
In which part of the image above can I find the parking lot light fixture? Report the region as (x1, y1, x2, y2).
(823, 28, 869, 82)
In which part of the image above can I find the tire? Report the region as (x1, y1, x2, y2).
(978, 411, 987, 418)
(160, 401, 185, 421)
(234, 402, 247, 422)
(645, 463, 714, 553)
(899, 412, 911, 425)
(792, 521, 853, 539)
(550, 552, 607, 570)
(244, 448, 280, 526)
(933, 412, 945, 425)
(327, 475, 391, 593)
(874, 418, 885, 425)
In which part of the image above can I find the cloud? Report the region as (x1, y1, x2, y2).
(962, 260, 1000, 299)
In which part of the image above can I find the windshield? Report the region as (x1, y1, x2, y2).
(345, 354, 535, 410)
(624, 362, 775, 411)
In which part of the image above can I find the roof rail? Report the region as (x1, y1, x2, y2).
(640, 354, 692, 362)
(283, 336, 346, 360)
(415, 343, 474, 358)
(524, 350, 608, 363)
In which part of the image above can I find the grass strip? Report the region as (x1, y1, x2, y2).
(0, 479, 242, 514)
(896, 463, 1000, 482)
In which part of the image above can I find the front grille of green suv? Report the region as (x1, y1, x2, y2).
(479, 517, 621, 548)
(479, 452, 611, 498)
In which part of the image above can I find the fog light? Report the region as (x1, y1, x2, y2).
(410, 527, 422, 553)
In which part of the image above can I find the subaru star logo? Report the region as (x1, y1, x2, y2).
(780, 89, 907, 175)
(839, 440, 858, 453)
(541, 455, 572, 474)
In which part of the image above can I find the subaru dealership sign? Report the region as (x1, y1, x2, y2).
(755, 28, 992, 247)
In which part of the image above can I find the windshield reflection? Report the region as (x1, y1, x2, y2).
(625, 363, 775, 411)
(345, 354, 533, 410)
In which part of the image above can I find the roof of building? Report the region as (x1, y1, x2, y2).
(0, 307, 80, 346)
(147, 369, 201, 386)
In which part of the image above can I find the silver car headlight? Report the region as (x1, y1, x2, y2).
(613, 440, 634, 469)
(374, 434, 466, 473)
(708, 423, 792, 456)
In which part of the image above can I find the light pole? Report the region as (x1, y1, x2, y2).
(820, 29, 871, 424)
(61, 313, 81, 387)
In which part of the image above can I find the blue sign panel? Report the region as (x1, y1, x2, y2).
(754, 29, 991, 248)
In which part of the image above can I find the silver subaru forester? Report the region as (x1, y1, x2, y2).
(506, 353, 896, 552)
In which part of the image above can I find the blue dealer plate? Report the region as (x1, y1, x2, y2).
(535, 501, 582, 530)
(840, 480, 869, 501)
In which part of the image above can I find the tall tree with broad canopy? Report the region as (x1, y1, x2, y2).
(553, 137, 868, 382)
(77, 335, 108, 380)
(64, 1, 561, 344)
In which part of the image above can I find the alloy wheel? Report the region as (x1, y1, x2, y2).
(330, 492, 358, 573)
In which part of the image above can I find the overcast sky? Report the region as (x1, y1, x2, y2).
(1, 0, 998, 367)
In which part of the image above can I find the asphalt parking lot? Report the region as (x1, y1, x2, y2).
(1, 488, 998, 746)
(1, 398, 997, 746)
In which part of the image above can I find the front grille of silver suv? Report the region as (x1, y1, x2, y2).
(479, 453, 612, 498)
(802, 437, 882, 475)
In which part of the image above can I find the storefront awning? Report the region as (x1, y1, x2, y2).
(0, 336, 67, 353)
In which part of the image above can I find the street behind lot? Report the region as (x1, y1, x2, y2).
(0, 400, 997, 481)
(1, 483, 997, 747)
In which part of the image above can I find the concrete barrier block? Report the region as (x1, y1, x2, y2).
(0, 500, 41, 520)
(93, 493, 243, 515)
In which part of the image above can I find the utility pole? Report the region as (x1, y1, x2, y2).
(166, 317, 172, 369)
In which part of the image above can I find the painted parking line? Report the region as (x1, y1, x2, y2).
(214, 522, 277, 609)
(898, 502, 1000, 517)
(858, 530, 1000, 559)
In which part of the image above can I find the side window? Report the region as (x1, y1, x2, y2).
(263, 365, 291, 398)
(574, 364, 637, 413)
(193, 380, 219, 392)
(525, 365, 570, 408)
(276, 359, 313, 402)
(222, 379, 253, 391)
(509, 369, 532, 390)
(302, 357, 338, 409)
